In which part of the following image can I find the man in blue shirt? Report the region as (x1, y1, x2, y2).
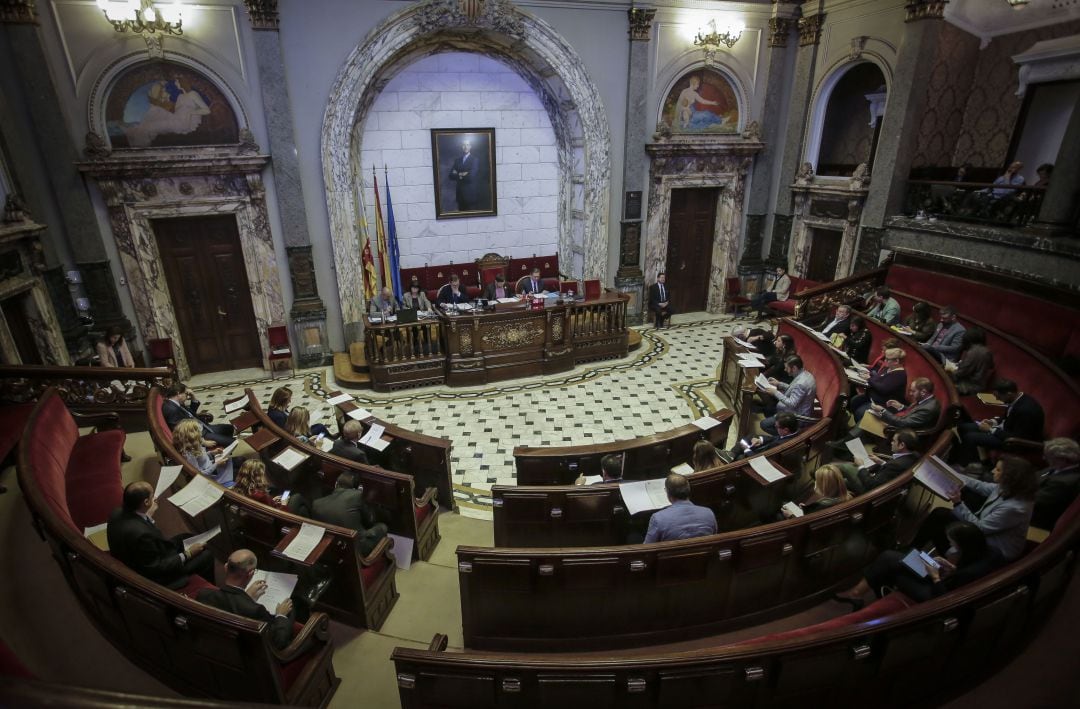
(644, 474, 717, 543)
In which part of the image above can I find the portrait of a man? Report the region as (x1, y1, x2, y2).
(431, 128, 497, 218)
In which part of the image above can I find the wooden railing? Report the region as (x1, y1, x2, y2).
(364, 319, 447, 390)
(904, 179, 1046, 227)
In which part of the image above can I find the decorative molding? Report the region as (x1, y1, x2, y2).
(238, 127, 260, 154)
(795, 161, 815, 185)
(905, 0, 947, 22)
(768, 17, 792, 48)
(2, 193, 30, 223)
(1013, 34, 1080, 97)
(143, 34, 164, 60)
(414, 0, 525, 39)
(849, 163, 871, 191)
(627, 7, 656, 41)
(244, 0, 279, 31)
(798, 14, 825, 47)
(849, 35, 867, 61)
(742, 120, 762, 142)
(0, 0, 37, 24)
(84, 132, 111, 160)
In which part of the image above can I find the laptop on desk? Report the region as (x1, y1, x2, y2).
(397, 308, 418, 324)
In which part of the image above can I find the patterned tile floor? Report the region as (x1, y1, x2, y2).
(189, 313, 749, 517)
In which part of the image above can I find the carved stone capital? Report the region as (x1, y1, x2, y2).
(238, 127, 260, 154)
(905, 0, 947, 22)
(794, 161, 815, 185)
(849, 163, 871, 190)
(414, 0, 525, 40)
(2, 193, 31, 223)
(798, 14, 825, 47)
(768, 17, 792, 48)
(742, 120, 762, 142)
(849, 35, 867, 61)
(627, 7, 656, 41)
(0, 0, 37, 24)
(84, 132, 111, 160)
(244, 0, 279, 30)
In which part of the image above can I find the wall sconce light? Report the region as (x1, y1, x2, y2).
(1005, 0, 1029, 7)
(694, 18, 743, 64)
(97, 0, 184, 35)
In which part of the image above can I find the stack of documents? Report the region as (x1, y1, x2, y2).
(845, 438, 876, 469)
(83, 522, 110, 550)
(754, 373, 773, 391)
(914, 455, 966, 500)
(671, 462, 694, 476)
(845, 367, 870, 383)
(731, 337, 756, 350)
(326, 393, 354, 406)
(360, 423, 390, 451)
(223, 398, 247, 414)
(346, 407, 374, 421)
(748, 457, 787, 483)
(272, 448, 309, 471)
(168, 475, 225, 517)
(738, 353, 766, 368)
(282, 523, 325, 561)
(691, 416, 720, 431)
(619, 479, 671, 515)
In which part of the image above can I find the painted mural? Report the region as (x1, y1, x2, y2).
(105, 63, 239, 149)
(661, 69, 740, 134)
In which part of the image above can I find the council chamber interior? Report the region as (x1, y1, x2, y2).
(0, 0, 1078, 707)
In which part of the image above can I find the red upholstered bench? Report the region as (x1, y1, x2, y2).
(768, 277, 820, 316)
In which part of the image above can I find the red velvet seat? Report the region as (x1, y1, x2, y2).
(768, 276, 820, 315)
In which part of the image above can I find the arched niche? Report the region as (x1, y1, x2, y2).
(804, 56, 892, 177)
(321, 0, 611, 340)
(657, 66, 744, 135)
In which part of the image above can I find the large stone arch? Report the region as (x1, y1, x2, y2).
(321, 0, 611, 339)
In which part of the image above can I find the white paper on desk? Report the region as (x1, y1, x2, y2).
(738, 353, 766, 363)
(346, 407, 373, 421)
(168, 475, 224, 517)
(250, 570, 298, 614)
(456, 303, 473, 311)
(273, 447, 309, 471)
(738, 359, 765, 369)
(845, 438, 875, 469)
(360, 423, 390, 451)
(582, 475, 603, 485)
(219, 440, 240, 458)
(223, 398, 247, 414)
(748, 456, 787, 483)
(671, 462, 694, 476)
(619, 479, 671, 515)
(326, 393, 354, 406)
(154, 464, 183, 499)
(754, 373, 772, 391)
(496, 297, 519, 304)
(283, 522, 325, 561)
(183, 525, 221, 553)
(387, 534, 414, 571)
(692, 416, 720, 431)
(732, 337, 756, 350)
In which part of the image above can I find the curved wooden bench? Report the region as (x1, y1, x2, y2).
(146, 389, 398, 630)
(512, 410, 735, 486)
(394, 494, 1080, 708)
(19, 389, 338, 706)
(244, 390, 442, 562)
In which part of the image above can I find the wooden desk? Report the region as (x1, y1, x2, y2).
(364, 293, 629, 391)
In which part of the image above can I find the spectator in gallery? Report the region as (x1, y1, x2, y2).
(986, 161, 1025, 199)
(369, 287, 399, 316)
(95, 325, 134, 368)
(1033, 163, 1053, 189)
(484, 273, 511, 300)
(953, 162, 974, 182)
(436, 274, 468, 306)
(752, 265, 791, 322)
(402, 277, 432, 311)
(905, 302, 937, 343)
(865, 286, 901, 325)
(644, 473, 717, 543)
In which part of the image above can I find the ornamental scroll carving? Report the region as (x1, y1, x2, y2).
(0, 0, 37, 24)
(459, 326, 474, 355)
(768, 17, 792, 48)
(627, 7, 656, 41)
(243, 0, 279, 30)
(798, 14, 825, 47)
(905, 0, 946, 22)
(481, 321, 545, 350)
(414, 0, 525, 40)
(552, 315, 564, 343)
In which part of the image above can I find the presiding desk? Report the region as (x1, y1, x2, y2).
(364, 292, 629, 391)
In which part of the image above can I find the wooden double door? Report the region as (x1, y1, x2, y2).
(665, 187, 719, 313)
(153, 216, 262, 375)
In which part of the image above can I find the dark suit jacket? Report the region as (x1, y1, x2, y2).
(999, 393, 1044, 442)
(859, 452, 917, 491)
(647, 282, 672, 312)
(484, 282, 511, 300)
(162, 397, 206, 433)
(735, 432, 797, 460)
(436, 284, 468, 305)
(268, 408, 288, 428)
(312, 488, 377, 533)
(106, 509, 186, 587)
(518, 277, 545, 295)
(880, 395, 941, 430)
(197, 585, 293, 650)
(1032, 464, 1080, 530)
(330, 438, 369, 465)
(821, 316, 851, 337)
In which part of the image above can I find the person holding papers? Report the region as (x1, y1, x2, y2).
(643, 474, 717, 543)
(107, 482, 215, 590)
(835, 428, 920, 495)
(197, 549, 294, 650)
(330, 420, 370, 465)
(911, 455, 1037, 562)
(731, 413, 799, 461)
(759, 356, 817, 436)
(174, 419, 236, 487)
(834, 522, 1000, 608)
(848, 347, 907, 423)
(867, 377, 940, 431)
(312, 471, 388, 556)
(904, 301, 937, 343)
(953, 379, 1044, 466)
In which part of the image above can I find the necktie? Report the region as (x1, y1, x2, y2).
(533, 279, 537, 291)
(934, 327, 947, 346)
(660, 284, 665, 301)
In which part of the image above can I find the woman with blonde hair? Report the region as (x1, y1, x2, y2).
(784, 465, 852, 518)
(233, 459, 281, 507)
(173, 418, 235, 487)
(285, 407, 314, 443)
(691, 439, 724, 472)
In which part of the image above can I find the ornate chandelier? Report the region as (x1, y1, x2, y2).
(693, 18, 743, 65)
(97, 0, 184, 35)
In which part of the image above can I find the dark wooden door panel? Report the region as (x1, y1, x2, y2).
(667, 188, 718, 313)
(806, 228, 843, 283)
(1, 292, 43, 364)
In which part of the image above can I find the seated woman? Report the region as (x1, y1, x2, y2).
(912, 455, 1037, 562)
(285, 406, 330, 444)
(865, 337, 901, 374)
(950, 326, 994, 395)
(402, 277, 432, 311)
(267, 387, 292, 428)
(95, 325, 134, 368)
(762, 334, 796, 383)
(834, 521, 1001, 609)
(234, 459, 311, 517)
(905, 302, 937, 343)
(174, 418, 235, 487)
(782, 464, 852, 518)
(842, 316, 872, 364)
(691, 439, 724, 472)
(849, 347, 907, 423)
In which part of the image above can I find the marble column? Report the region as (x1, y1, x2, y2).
(767, 10, 825, 266)
(861, 1, 949, 229)
(613, 6, 656, 325)
(1031, 90, 1080, 236)
(243, 0, 329, 361)
(0, 0, 129, 341)
(741, 4, 798, 278)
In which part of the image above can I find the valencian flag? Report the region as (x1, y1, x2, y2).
(384, 167, 403, 300)
(372, 166, 392, 291)
(357, 180, 377, 300)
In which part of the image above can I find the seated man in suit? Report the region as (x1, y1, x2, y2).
(197, 549, 294, 650)
(484, 273, 511, 301)
(953, 379, 1044, 466)
(517, 267, 546, 295)
(107, 481, 215, 590)
(369, 287, 399, 316)
(162, 382, 235, 448)
(866, 377, 941, 431)
(647, 272, 674, 329)
(644, 473, 717, 543)
(312, 471, 388, 556)
(730, 412, 800, 461)
(819, 304, 851, 337)
(923, 306, 966, 363)
(1032, 438, 1080, 530)
(759, 356, 817, 436)
(436, 274, 468, 307)
(330, 420, 369, 465)
(575, 452, 624, 485)
(835, 428, 920, 495)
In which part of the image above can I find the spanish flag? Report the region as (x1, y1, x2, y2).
(358, 179, 376, 300)
(372, 166, 392, 291)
